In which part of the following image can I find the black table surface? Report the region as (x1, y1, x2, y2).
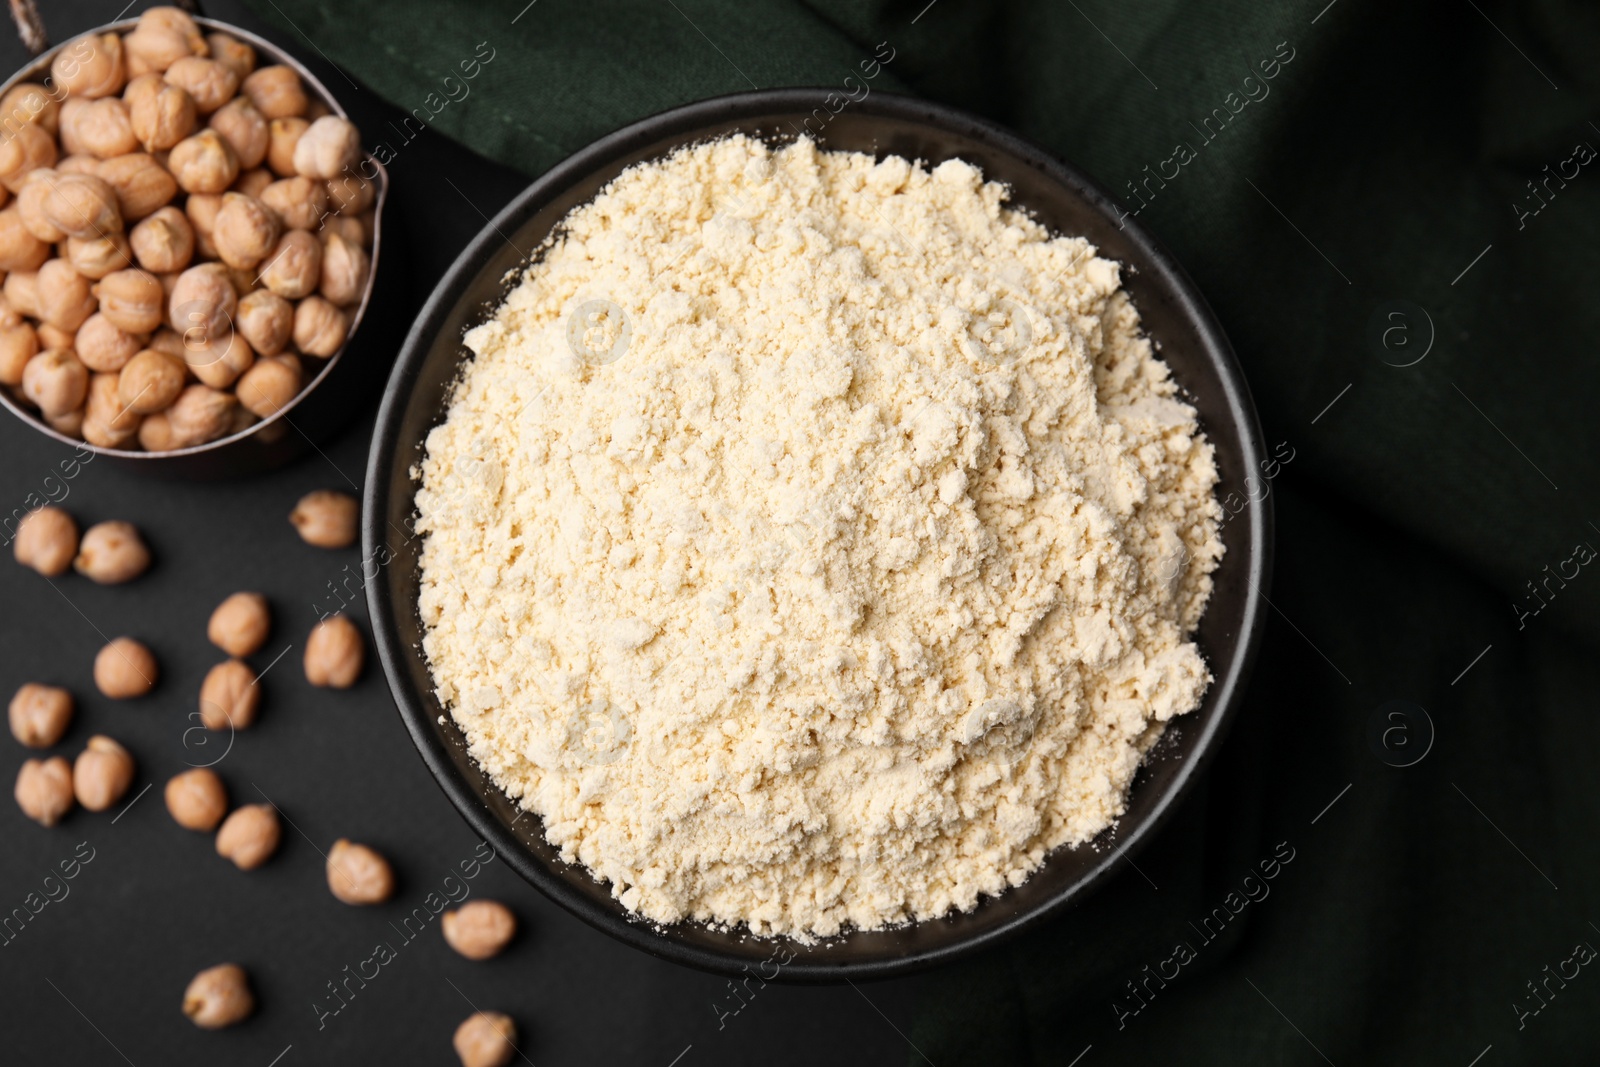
(0, 3, 927, 1064)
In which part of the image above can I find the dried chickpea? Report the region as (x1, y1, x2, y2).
(233, 168, 273, 198)
(292, 489, 358, 548)
(165, 57, 239, 116)
(75, 313, 143, 371)
(0, 122, 57, 192)
(165, 767, 227, 830)
(66, 231, 134, 278)
(168, 129, 238, 194)
(37, 325, 74, 351)
(82, 374, 144, 448)
(234, 288, 292, 357)
(56, 155, 102, 177)
(147, 326, 186, 359)
(207, 34, 257, 83)
(9, 683, 73, 748)
(304, 614, 363, 688)
(169, 262, 236, 340)
(122, 71, 165, 112)
(0, 83, 60, 137)
(41, 172, 122, 239)
(93, 636, 158, 699)
(0, 205, 50, 271)
(57, 98, 91, 156)
(72, 735, 135, 811)
(137, 411, 177, 451)
(182, 964, 254, 1030)
(319, 233, 369, 307)
(35, 260, 97, 332)
(325, 171, 376, 215)
(46, 408, 85, 437)
(198, 659, 260, 731)
(0, 320, 38, 384)
(293, 296, 347, 357)
(118, 348, 185, 413)
(320, 213, 365, 249)
(213, 192, 279, 270)
(75, 98, 138, 159)
(264, 116, 307, 178)
(292, 116, 360, 180)
(215, 804, 279, 869)
(259, 230, 320, 299)
(326, 838, 392, 904)
(183, 329, 253, 389)
(15, 756, 74, 826)
(97, 152, 177, 220)
(235, 353, 299, 416)
(22, 349, 89, 416)
(16, 174, 63, 242)
(208, 592, 270, 657)
(4, 270, 40, 318)
(453, 1012, 518, 1067)
(13, 506, 77, 575)
(259, 175, 325, 231)
(75, 520, 149, 583)
(123, 10, 205, 75)
(441, 901, 517, 960)
(129, 205, 193, 272)
(185, 191, 221, 257)
(96, 268, 164, 333)
(129, 81, 195, 151)
(228, 405, 259, 436)
(166, 382, 236, 445)
(209, 98, 268, 170)
(242, 66, 307, 120)
(53, 33, 126, 99)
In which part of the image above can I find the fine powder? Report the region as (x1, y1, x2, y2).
(415, 136, 1224, 939)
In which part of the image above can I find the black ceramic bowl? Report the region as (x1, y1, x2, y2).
(365, 89, 1272, 982)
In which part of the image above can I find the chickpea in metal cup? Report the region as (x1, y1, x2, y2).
(1, 6, 376, 452)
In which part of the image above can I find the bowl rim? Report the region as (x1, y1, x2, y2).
(364, 87, 1274, 981)
(0, 15, 390, 461)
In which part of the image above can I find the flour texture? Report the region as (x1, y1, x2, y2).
(415, 136, 1223, 939)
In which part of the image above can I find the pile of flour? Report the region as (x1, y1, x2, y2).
(414, 136, 1223, 939)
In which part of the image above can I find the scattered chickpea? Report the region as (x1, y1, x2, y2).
(242, 66, 308, 121)
(199, 659, 260, 731)
(164, 57, 238, 116)
(0, 122, 57, 193)
(319, 234, 369, 308)
(75, 313, 143, 372)
(213, 192, 279, 270)
(259, 229, 321, 299)
(0, 321, 39, 385)
(326, 838, 393, 904)
(442, 901, 518, 960)
(291, 489, 358, 549)
(129, 80, 196, 152)
(168, 129, 238, 195)
(72, 734, 135, 811)
(453, 1012, 519, 1067)
(207, 34, 257, 84)
(34, 259, 97, 332)
(165, 767, 227, 831)
(129, 205, 193, 272)
(98, 151, 178, 220)
(118, 348, 185, 413)
(259, 175, 325, 231)
(208, 592, 271, 657)
(215, 804, 280, 870)
(93, 636, 158, 699)
(12, 505, 78, 575)
(22, 349, 90, 417)
(82, 372, 143, 448)
(182, 964, 254, 1029)
(208, 98, 268, 171)
(235, 288, 292, 357)
(15, 756, 74, 826)
(1, 201, 53, 268)
(235, 353, 299, 417)
(264, 116, 307, 178)
(9, 683, 73, 748)
(165, 382, 237, 446)
(304, 613, 364, 688)
(66, 231, 135, 278)
(74, 519, 150, 584)
(95, 268, 164, 333)
(76, 98, 138, 160)
(292, 116, 360, 180)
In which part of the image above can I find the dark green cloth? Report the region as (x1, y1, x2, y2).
(245, 0, 1600, 1061)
